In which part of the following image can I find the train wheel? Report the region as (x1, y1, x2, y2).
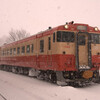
(23, 68, 29, 75)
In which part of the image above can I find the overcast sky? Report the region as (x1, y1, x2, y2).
(0, 0, 100, 38)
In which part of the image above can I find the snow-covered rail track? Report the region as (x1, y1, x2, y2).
(0, 93, 7, 100)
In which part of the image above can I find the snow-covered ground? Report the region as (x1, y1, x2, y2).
(0, 70, 100, 100)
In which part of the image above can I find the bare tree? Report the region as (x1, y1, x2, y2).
(0, 35, 8, 46)
(6, 29, 30, 43)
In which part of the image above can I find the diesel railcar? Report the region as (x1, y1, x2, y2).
(0, 21, 100, 86)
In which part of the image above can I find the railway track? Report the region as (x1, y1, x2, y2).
(0, 93, 7, 100)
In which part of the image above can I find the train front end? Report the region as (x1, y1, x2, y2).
(55, 22, 100, 85)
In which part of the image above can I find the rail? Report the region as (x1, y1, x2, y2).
(0, 93, 7, 100)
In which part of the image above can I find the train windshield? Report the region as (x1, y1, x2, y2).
(91, 33, 100, 44)
(78, 35, 86, 45)
(57, 31, 75, 42)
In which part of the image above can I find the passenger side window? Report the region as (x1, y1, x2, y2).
(7, 49, 9, 55)
(2, 50, 4, 56)
(13, 48, 16, 55)
(4, 50, 6, 55)
(31, 44, 34, 53)
(17, 47, 20, 54)
(40, 40, 44, 52)
(22, 46, 25, 54)
(26, 45, 30, 53)
(10, 49, 12, 55)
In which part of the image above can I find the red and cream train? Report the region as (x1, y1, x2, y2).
(0, 21, 100, 86)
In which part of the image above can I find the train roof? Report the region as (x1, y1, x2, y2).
(1, 21, 100, 48)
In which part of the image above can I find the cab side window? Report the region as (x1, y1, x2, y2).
(57, 31, 74, 42)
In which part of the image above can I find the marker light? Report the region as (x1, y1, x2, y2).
(64, 25, 68, 29)
(94, 27, 99, 31)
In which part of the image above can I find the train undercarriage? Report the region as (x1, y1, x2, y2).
(0, 65, 99, 87)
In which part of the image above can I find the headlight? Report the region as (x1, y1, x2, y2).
(64, 25, 68, 29)
(94, 27, 99, 31)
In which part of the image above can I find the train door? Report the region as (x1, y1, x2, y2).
(76, 32, 91, 69)
(35, 37, 40, 68)
(36, 35, 45, 68)
(47, 35, 52, 67)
